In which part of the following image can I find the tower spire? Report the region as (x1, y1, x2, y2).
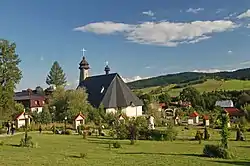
(79, 49, 90, 84)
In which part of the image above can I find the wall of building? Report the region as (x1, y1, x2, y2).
(74, 116, 85, 129)
(31, 107, 43, 113)
(105, 106, 143, 117)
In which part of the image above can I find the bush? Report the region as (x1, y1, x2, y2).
(20, 135, 34, 148)
(195, 130, 203, 143)
(65, 130, 72, 135)
(0, 140, 4, 146)
(79, 153, 87, 159)
(203, 144, 233, 159)
(113, 141, 121, 148)
(150, 129, 177, 141)
(0, 128, 6, 134)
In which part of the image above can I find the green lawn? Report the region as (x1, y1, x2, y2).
(1, 129, 250, 166)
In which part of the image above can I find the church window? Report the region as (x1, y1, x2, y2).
(100, 86, 104, 93)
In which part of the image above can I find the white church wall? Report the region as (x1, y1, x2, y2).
(122, 106, 143, 117)
(105, 106, 143, 117)
(106, 108, 117, 114)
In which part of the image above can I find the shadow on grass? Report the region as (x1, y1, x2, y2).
(87, 140, 111, 145)
(67, 155, 82, 159)
(208, 160, 250, 166)
(118, 152, 204, 157)
(5, 143, 20, 147)
(237, 145, 250, 149)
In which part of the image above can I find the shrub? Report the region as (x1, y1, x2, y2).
(195, 130, 203, 144)
(79, 153, 87, 159)
(65, 130, 72, 135)
(203, 144, 233, 159)
(20, 135, 34, 147)
(0, 128, 5, 134)
(204, 127, 210, 140)
(113, 141, 121, 148)
(0, 140, 4, 146)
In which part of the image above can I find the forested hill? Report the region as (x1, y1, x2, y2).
(127, 68, 250, 89)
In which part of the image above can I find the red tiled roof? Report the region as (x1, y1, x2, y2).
(189, 111, 199, 117)
(74, 112, 85, 120)
(224, 107, 244, 116)
(203, 115, 209, 120)
(159, 103, 166, 107)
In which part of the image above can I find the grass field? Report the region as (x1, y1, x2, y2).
(1, 128, 250, 166)
(140, 79, 250, 96)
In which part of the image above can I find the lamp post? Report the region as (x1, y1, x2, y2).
(64, 116, 67, 134)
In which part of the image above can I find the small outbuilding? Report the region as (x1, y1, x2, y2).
(74, 112, 85, 130)
(14, 111, 32, 128)
(203, 115, 210, 126)
(188, 111, 199, 125)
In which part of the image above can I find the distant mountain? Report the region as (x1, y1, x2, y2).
(127, 68, 250, 89)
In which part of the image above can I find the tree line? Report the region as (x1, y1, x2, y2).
(128, 68, 250, 89)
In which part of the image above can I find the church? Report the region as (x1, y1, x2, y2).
(77, 56, 143, 117)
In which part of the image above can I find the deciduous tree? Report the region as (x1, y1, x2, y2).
(0, 39, 22, 120)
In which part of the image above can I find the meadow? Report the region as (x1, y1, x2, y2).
(140, 79, 250, 96)
(0, 127, 250, 166)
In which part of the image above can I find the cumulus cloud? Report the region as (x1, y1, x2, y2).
(73, 21, 133, 34)
(74, 20, 237, 47)
(142, 10, 155, 17)
(237, 9, 250, 19)
(121, 76, 150, 83)
(186, 8, 204, 14)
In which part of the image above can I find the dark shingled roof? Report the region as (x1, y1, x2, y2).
(78, 73, 143, 108)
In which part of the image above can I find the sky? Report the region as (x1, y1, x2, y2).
(1, 0, 250, 91)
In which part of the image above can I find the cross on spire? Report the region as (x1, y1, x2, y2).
(81, 48, 86, 57)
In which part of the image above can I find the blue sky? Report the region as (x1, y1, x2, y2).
(1, 0, 250, 90)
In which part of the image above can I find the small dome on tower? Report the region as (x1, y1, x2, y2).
(104, 61, 110, 75)
(79, 56, 90, 70)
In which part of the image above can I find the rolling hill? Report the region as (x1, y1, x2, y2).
(138, 79, 250, 97)
(128, 68, 250, 89)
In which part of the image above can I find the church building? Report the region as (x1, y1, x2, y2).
(77, 56, 143, 117)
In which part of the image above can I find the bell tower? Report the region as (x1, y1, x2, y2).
(79, 55, 90, 84)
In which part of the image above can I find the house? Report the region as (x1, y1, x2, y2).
(14, 111, 32, 128)
(73, 112, 85, 130)
(215, 100, 245, 122)
(14, 89, 45, 113)
(77, 56, 143, 117)
(224, 107, 245, 123)
(215, 100, 234, 108)
(188, 111, 199, 125)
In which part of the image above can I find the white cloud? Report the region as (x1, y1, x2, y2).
(73, 21, 133, 34)
(121, 76, 150, 83)
(192, 69, 235, 73)
(186, 8, 204, 14)
(228, 50, 233, 54)
(74, 20, 237, 47)
(237, 9, 250, 19)
(40, 56, 44, 61)
(216, 9, 225, 14)
(142, 10, 155, 17)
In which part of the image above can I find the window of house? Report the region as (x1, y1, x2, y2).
(34, 101, 38, 105)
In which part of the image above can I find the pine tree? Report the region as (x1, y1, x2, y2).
(40, 106, 52, 124)
(46, 61, 67, 87)
(0, 39, 22, 120)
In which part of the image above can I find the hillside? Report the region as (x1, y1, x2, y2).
(139, 79, 250, 97)
(128, 68, 250, 89)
